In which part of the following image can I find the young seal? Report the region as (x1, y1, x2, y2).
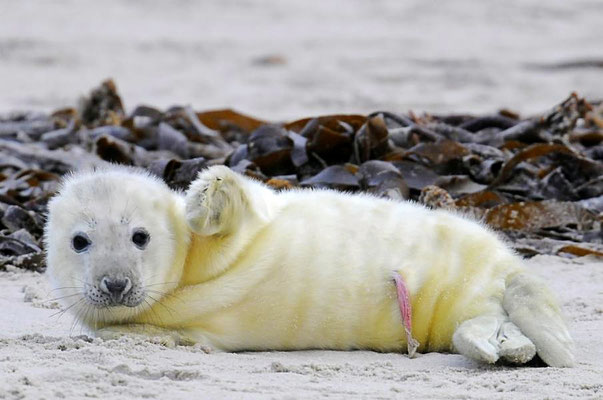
(45, 165, 575, 367)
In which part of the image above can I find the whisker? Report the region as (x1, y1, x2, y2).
(104, 305, 117, 323)
(93, 309, 99, 332)
(74, 304, 92, 337)
(49, 286, 84, 292)
(77, 305, 91, 337)
(71, 277, 88, 286)
(69, 302, 86, 336)
(50, 297, 84, 319)
(143, 298, 162, 327)
(146, 289, 185, 304)
(146, 297, 159, 320)
(141, 273, 163, 284)
(143, 282, 180, 288)
(69, 308, 79, 336)
(43, 292, 83, 303)
(146, 294, 178, 319)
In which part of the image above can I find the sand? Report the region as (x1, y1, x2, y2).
(0, 255, 601, 399)
(2, 0, 603, 120)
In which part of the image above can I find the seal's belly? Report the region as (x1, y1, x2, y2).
(186, 193, 520, 352)
(197, 264, 406, 351)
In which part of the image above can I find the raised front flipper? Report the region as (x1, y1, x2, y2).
(185, 165, 275, 236)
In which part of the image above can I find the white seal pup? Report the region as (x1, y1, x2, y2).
(45, 165, 575, 367)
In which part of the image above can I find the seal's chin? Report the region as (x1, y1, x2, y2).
(85, 295, 146, 308)
(112, 294, 145, 308)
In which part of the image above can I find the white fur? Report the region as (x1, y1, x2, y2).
(45, 165, 574, 367)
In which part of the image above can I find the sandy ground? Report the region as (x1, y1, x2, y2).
(1, 0, 603, 120)
(0, 255, 601, 399)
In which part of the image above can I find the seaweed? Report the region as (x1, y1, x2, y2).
(1, 82, 601, 270)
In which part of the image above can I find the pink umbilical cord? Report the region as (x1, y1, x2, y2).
(393, 272, 419, 358)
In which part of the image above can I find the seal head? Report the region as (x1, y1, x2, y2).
(45, 166, 189, 326)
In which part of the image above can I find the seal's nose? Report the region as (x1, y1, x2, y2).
(100, 276, 132, 299)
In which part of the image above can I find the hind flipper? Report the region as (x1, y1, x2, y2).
(503, 273, 575, 367)
(453, 315, 536, 365)
(453, 315, 501, 364)
(497, 320, 536, 364)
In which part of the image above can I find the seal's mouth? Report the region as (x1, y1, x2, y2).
(84, 278, 145, 308)
(85, 292, 145, 308)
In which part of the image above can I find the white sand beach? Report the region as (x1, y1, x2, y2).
(1, 255, 601, 399)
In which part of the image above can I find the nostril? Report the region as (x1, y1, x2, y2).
(107, 279, 126, 294)
(100, 277, 132, 296)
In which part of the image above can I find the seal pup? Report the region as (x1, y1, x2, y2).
(45, 165, 575, 367)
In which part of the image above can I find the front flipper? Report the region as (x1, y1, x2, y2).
(185, 165, 274, 236)
(185, 166, 245, 236)
(96, 324, 195, 348)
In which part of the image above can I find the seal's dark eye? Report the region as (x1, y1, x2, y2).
(72, 234, 91, 253)
(132, 229, 150, 249)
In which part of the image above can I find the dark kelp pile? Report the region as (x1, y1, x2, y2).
(1, 79, 602, 271)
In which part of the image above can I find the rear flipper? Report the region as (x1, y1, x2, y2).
(453, 315, 536, 364)
(503, 273, 575, 367)
(498, 320, 537, 364)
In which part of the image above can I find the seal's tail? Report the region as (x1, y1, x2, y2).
(503, 273, 575, 367)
